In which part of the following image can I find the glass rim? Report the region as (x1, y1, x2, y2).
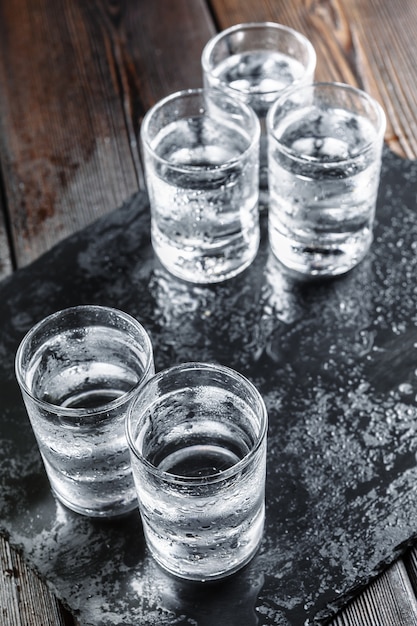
(126, 361, 268, 485)
(140, 87, 261, 171)
(15, 304, 154, 416)
(266, 81, 387, 164)
(201, 21, 317, 97)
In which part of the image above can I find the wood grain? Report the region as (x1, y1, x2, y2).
(0, 0, 137, 268)
(208, 0, 417, 159)
(0, 189, 12, 279)
(0, 0, 214, 270)
(329, 559, 417, 625)
(0, 536, 73, 625)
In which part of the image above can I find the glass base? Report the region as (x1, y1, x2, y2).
(143, 506, 265, 582)
(148, 531, 263, 583)
(152, 229, 260, 284)
(51, 486, 138, 518)
(269, 229, 372, 277)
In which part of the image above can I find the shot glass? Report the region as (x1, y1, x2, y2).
(201, 22, 316, 206)
(126, 362, 268, 581)
(15, 305, 155, 518)
(266, 82, 386, 276)
(140, 88, 260, 284)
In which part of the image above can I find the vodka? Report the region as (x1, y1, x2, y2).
(132, 413, 266, 581)
(144, 113, 259, 283)
(205, 50, 313, 203)
(268, 103, 384, 275)
(127, 363, 268, 581)
(208, 50, 308, 118)
(22, 324, 151, 517)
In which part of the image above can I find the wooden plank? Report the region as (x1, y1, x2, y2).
(329, 560, 417, 625)
(0, 198, 13, 280)
(0, 535, 75, 625)
(0, 0, 214, 269)
(404, 546, 417, 601)
(208, 0, 417, 158)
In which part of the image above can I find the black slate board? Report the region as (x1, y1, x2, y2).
(2, 148, 417, 625)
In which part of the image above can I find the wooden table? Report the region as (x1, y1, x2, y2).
(1, 1, 417, 624)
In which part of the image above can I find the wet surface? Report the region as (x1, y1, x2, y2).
(2, 148, 417, 624)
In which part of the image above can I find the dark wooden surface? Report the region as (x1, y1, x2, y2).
(1, 1, 417, 624)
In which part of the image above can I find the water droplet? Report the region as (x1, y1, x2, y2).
(399, 383, 413, 395)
